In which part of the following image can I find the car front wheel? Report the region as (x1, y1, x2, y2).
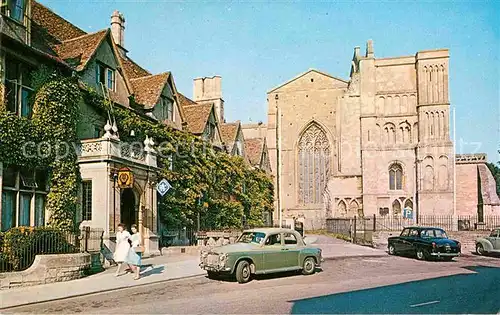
(302, 257, 316, 275)
(388, 244, 397, 255)
(235, 260, 251, 284)
(416, 247, 428, 261)
(476, 243, 485, 256)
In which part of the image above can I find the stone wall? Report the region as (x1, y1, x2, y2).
(0, 253, 91, 289)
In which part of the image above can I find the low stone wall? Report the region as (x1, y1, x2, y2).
(0, 253, 91, 290)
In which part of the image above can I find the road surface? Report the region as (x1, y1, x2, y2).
(3, 255, 500, 314)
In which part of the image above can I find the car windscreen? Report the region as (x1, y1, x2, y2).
(237, 232, 266, 244)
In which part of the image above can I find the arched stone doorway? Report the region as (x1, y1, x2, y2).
(121, 188, 137, 230)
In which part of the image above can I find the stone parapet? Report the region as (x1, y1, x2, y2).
(0, 253, 91, 290)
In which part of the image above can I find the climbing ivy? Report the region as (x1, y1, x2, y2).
(83, 88, 274, 230)
(0, 70, 81, 231)
(0, 66, 273, 232)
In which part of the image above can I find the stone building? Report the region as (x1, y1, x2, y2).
(0, 0, 189, 254)
(266, 40, 499, 229)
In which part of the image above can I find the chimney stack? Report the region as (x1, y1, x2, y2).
(193, 76, 224, 123)
(111, 10, 126, 54)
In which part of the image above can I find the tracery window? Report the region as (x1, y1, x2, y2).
(389, 163, 403, 190)
(298, 123, 330, 204)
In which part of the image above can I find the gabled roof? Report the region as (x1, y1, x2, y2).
(32, 1, 86, 43)
(245, 138, 265, 166)
(120, 55, 151, 79)
(130, 72, 170, 109)
(220, 122, 240, 145)
(182, 103, 214, 134)
(267, 68, 348, 93)
(177, 93, 197, 108)
(53, 30, 108, 71)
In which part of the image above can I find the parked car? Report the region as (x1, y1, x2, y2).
(388, 226, 461, 261)
(475, 227, 500, 256)
(199, 228, 323, 283)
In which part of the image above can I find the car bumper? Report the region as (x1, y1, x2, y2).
(199, 263, 231, 272)
(430, 252, 460, 257)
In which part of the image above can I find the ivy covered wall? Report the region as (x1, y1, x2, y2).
(1, 66, 274, 232)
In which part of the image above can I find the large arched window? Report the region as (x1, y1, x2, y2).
(298, 123, 330, 204)
(389, 163, 403, 190)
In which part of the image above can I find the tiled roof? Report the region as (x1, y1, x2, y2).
(32, 1, 86, 43)
(245, 138, 264, 166)
(220, 122, 239, 145)
(182, 104, 213, 134)
(177, 93, 197, 108)
(130, 72, 170, 109)
(53, 30, 108, 71)
(120, 55, 151, 79)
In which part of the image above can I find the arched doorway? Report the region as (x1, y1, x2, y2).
(120, 188, 137, 230)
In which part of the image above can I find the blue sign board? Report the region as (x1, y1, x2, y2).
(403, 207, 413, 219)
(156, 179, 172, 196)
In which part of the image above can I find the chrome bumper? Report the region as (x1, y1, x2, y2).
(199, 263, 231, 272)
(430, 252, 460, 257)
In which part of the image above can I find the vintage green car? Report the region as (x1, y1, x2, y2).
(199, 228, 323, 283)
(476, 227, 500, 255)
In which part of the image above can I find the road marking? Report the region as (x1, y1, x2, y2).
(410, 300, 440, 308)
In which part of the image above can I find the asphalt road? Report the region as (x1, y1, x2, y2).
(4, 255, 500, 314)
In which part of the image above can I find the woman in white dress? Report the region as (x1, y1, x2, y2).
(129, 224, 142, 280)
(114, 223, 132, 276)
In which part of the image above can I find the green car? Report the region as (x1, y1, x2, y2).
(476, 227, 500, 256)
(199, 228, 323, 283)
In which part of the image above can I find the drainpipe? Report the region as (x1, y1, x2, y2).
(275, 94, 282, 228)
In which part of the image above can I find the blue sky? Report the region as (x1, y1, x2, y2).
(40, 0, 499, 162)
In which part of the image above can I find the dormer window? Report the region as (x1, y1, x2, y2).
(235, 140, 243, 156)
(107, 69, 115, 90)
(161, 96, 174, 122)
(1, 0, 26, 23)
(96, 63, 115, 91)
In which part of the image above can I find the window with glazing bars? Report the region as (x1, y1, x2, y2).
(82, 181, 92, 221)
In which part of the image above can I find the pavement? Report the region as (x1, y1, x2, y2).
(0, 234, 386, 309)
(3, 255, 499, 314)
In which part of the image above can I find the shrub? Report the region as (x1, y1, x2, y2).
(0, 227, 79, 272)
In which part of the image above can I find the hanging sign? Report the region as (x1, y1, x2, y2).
(117, 167, 134, 188)
(156, 178, 172, 196)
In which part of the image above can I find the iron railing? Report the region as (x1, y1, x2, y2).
(326, 215, 500, 237)
(0, 227, 104, 273)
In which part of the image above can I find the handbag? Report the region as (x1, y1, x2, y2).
(134, 246, 145, 253)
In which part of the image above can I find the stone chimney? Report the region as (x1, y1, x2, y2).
(193, 76, 224, 123)
(111, 10, 127, 55)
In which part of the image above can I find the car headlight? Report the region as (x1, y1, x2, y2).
(219, 253, 228, 261)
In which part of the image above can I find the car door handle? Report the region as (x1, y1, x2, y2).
(282, 248, 289, 251)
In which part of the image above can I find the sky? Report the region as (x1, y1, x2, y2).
(40, 0, 499, 162)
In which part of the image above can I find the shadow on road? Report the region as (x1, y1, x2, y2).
(205, 268, 323, 283)
(289, 266, 500, 314)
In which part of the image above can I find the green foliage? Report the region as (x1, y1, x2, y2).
(83, 87, 274, 231)
(486, 162, 500, 197)
(0, 71, 82, 231)
(0, 227, 78, 272)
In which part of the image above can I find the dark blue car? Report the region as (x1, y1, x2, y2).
(388, 226, 461, 261)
